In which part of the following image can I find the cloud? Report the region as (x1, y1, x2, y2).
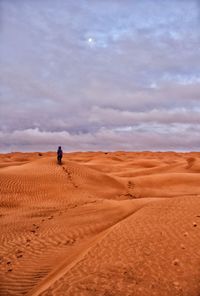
(1, 125, 200, 152)
(0, 0, 200, 151)
(89, 106, 200, 127)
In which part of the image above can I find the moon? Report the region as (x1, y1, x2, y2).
(87, 37, 95, 47)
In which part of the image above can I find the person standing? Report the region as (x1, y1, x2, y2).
(57, 146, 63, 164)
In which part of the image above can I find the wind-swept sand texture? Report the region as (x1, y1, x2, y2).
(0, 152, 200, 296)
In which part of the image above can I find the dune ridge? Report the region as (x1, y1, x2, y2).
(0, 152, 200, 295)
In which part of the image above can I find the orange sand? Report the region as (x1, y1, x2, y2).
(0, 151, 200, 296)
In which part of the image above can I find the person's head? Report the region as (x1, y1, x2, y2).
(58, 146, 61, 149)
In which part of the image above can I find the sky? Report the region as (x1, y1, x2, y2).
(1, 0, 200, 152)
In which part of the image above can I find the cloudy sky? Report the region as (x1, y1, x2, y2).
(1, 0, 200, 152)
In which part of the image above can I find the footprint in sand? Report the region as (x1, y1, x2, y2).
(124, 180, 139, 199)
(16, 253, 23, 258)
(62, 167, 78, 188)
(6, 261, 13, 272)
(33, 224, 40, 229)
(30, 224, 40, 234)
(64, 238, 76, 246)
(128, 180, 135, 189)
(172, 258, 180, 266)
(16, 250, 23, 258)
(26, 238, 31, 246)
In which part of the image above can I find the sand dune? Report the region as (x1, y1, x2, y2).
(0, 152, 200, 295)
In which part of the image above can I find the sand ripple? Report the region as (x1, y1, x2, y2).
(0, 152, 200, 295)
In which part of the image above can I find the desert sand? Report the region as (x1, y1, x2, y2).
(0, 151, 200, 296)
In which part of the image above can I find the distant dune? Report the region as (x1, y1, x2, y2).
(0, 152, 200, 296)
